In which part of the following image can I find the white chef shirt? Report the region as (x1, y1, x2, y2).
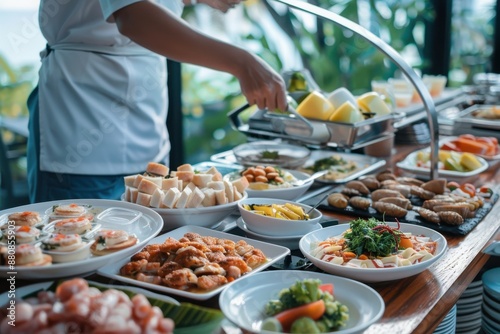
(37, 0, 184, 175)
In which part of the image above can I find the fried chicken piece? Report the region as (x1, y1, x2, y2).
(162, 268, 197, 290)
(197, 275, 228, 290)
(173, 246, 208, 269)
(242, 248, 267, 269)
(193, 263, 226, 276)
(157, 261, 183, 277)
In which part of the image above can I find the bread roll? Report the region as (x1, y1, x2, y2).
(137, 178, 160, 195)
(162, 188, 181, 208)
(136, 192, 152, 207)
(146, 162, 169, 177)
(150, 188, 165, 208)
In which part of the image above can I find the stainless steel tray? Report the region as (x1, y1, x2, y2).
(210, 149, 386, 184)
(228, 103, 400, 149)
(299, 150, 387, 184)
(453, 105, 500, 139)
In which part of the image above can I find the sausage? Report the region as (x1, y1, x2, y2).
(438, 211, 464, 225)
(341, 187, 362, 197)
(327, 193, 349, 209)
(376, 172, 397, 182)
(359, 177, 380, 191)
(396, 177, 424, 187)
(371, 189, 405, 202)
(379, 197, 412, 210)
(383, 184, 411, 198)
(345, 181, 370, 195)
(422, 198, 456, 210)
(410, 186, 435, 200)
(432, 204, 470, 218)
(413, 206, 440, 224)
(349, 196, 371, 210)
(372, 202, 408, 218)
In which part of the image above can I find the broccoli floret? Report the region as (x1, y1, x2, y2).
(288, 278, 322, 305)
(264, 300, 283, 316)
(320, 300, 350, 329)
(290, 317, 320, 334)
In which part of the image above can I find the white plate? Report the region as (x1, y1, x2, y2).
(236, 217, 322, 250)
(224, 169, 314, 201)
(299, 223, 448, 283)
(219, 270, 385, 334)
(0, 199, 163, 279)
(396, 149, 489, 181)
(0, 279, 179, 307)
(97, 225, 290, 301)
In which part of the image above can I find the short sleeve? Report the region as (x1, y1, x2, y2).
(99, 0, 144, 22)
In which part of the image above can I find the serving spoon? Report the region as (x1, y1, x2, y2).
(292, 169, 329, 187)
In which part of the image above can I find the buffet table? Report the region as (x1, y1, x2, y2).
(1, 143, 499, 334)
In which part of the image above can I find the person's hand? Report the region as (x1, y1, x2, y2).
(236, 54, 288, 112)
(197, 0, 243, 13)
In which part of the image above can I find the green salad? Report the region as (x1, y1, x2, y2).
(263, 278, 349, 333)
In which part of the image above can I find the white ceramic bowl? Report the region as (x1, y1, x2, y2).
(299, 223, 447, 283)
(224, 169, 314, 201)
(237, 198, 322, 237)
(219, 270, 385, 334)
(152, 192, 247, 232)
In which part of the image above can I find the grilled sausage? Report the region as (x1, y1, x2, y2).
(372, 201, 408, 218)
(345, 181, 370, 195)
(328, 193, 349, 209)
(438, 211, 464, 225)
(349, 196, 371, 210)
(371, 189, 405, 202)
(413, 206, 441, 224)
(379, 197, 412, 210)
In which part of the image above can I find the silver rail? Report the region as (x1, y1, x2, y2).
(272, 0, 439, 180)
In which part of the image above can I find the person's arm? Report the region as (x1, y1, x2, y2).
(113, 1, 287, 111)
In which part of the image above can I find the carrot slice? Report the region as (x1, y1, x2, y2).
(399, 237, 413, 249)
(319, 283, 334, 296)
(454, 138, 489, 155)
(274, 299, 326, 332)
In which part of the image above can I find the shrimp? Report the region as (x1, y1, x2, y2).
(182, 232, 202, 241)
(197, 275, 228, 290)
(162, 268, 198, 290)
(132, 293, 152, 319)
(201, 236, 218, 245)
(55, 277, 88, 302)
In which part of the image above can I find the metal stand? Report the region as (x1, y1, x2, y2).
(273, 0, 439, 180)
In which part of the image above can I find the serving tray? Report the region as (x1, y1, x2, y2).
(302, 191, 498, 236)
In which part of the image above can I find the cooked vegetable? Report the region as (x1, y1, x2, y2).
(275, 299, 325, 332)
(344, 218, 403, 257)
(290, 317, 321, 333)
(264, 279, 349, 333)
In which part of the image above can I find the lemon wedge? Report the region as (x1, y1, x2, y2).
(357, 92, 392, 116)
(328, 101, 364, 123)
(296, 91, 335, 121)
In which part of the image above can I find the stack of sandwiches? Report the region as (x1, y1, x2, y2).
(123, 162, 249, 209)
